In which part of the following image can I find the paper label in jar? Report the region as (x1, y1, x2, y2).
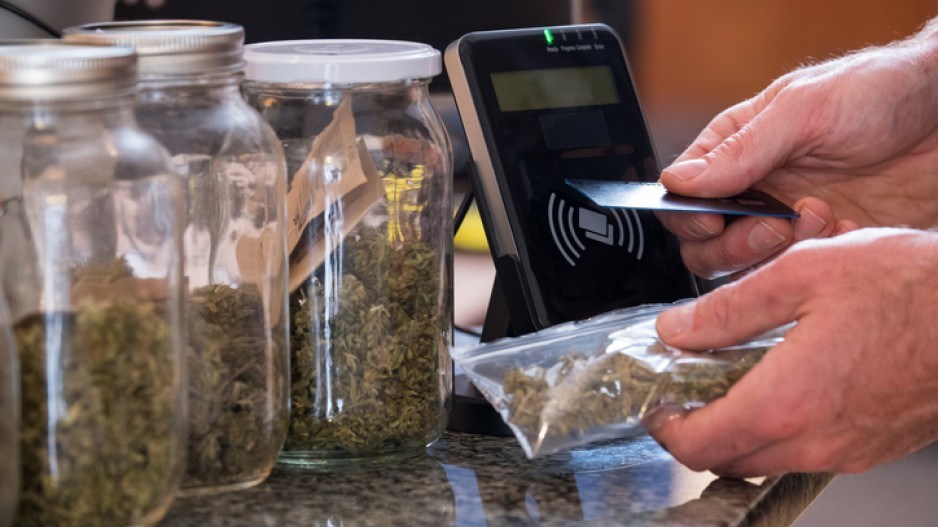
(234, 226, 286, 325)
(286, 98, 384, 291)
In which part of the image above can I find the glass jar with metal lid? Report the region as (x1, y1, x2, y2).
(0, 41, 185, 527)
(242, 40, 453, 465)
(64, 21, 289, 493)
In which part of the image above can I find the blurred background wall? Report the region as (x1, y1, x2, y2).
(618, 0, 938, 161)
(114, 0, 938, 161)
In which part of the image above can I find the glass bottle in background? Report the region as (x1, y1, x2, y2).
(242, 40, 453, 465)
(0, 284, 17, 527)
(0, 41, 186, 527)
(64, 21, 290, 494)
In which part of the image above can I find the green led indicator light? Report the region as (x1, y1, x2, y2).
(544, 28, 555, 46)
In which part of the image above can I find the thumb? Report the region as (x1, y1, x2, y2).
(656, 256, 809, 350)
(660, 99, 802, 198)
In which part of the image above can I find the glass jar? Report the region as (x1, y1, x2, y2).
(64, 21, 290, 493)
(0, 287, 17, 527)
(243, 40, 453, 465)
(0, 42, 186, 527)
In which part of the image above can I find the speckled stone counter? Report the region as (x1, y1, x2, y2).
(160, 431, 831, 526)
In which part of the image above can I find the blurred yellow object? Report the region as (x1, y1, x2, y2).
(454, 202, 489, 253)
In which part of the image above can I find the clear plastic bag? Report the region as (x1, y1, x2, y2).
(452, 303, 787, 458)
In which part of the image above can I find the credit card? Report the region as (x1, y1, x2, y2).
(565, 179, 799, 218)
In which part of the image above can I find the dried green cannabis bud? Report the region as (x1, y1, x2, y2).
(286, 225, 449, 458)
(503, 344, 768, 439)
(656, 347, 768, 409)
(184, 283, 288, 491)
(15, 301, 179, 527)
(504, 352, 658, 438)
(0, 328, 16, 527)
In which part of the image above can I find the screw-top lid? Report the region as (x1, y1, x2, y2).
(0, 40, 136, 101)
(62, 20, 243, 76)
(243, 40, 441, 85)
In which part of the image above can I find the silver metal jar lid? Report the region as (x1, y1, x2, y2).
(0, 40, 136, 101)
(62, 20, 244, 76)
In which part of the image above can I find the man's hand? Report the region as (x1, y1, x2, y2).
(646, 228, 938, 477)
(657, 31, 938, 278)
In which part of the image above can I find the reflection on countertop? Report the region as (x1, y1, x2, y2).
(160, 431, 831, 526)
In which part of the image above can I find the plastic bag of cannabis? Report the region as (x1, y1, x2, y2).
(452, 303, 787, 459)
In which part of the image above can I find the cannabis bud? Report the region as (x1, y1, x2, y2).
(503, 345, 769, 442)
(183, 283, 288, 492)
(15, 299, 181, 527)
(283, 224, 450, 462)
(0, 304, 17, 527)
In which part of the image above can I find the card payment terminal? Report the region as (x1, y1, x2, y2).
(445, 24, 699, 339)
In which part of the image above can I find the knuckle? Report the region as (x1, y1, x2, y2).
(794, 443, 841, 472)
(695, 288, 736, 333)
(681, 243, 723, 280)
(682, 240, 748, 280)
(836, 447, 878, 474)
(760, 80, 786, 104)
(701, 219, 785, 278)
(770, 241, 824, 285)
(670, 217, 704, 241)
(755, 408, 806, 443)
(710, 242, 743, 276)
(717, 234, 770, 275)
(710, 126, 751, 165)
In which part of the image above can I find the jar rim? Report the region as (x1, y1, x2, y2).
(62, 20, 244, 76)
(0, 40, 136, 101)
(243, 39, 441, 85)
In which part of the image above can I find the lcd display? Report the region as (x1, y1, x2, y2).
(491, 66, 620, 112)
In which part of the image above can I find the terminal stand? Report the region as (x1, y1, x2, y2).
(447, 274, 517, 436)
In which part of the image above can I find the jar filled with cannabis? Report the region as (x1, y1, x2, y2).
(64, 21, 290, 493)
(0, 41, 186, 526)
(0, 287, 17, 527)
(243, 40, 453, 464)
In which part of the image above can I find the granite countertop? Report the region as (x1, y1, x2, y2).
(160, 431, 832, 526)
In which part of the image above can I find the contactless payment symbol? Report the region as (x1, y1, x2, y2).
(547, 192, 645, 267)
